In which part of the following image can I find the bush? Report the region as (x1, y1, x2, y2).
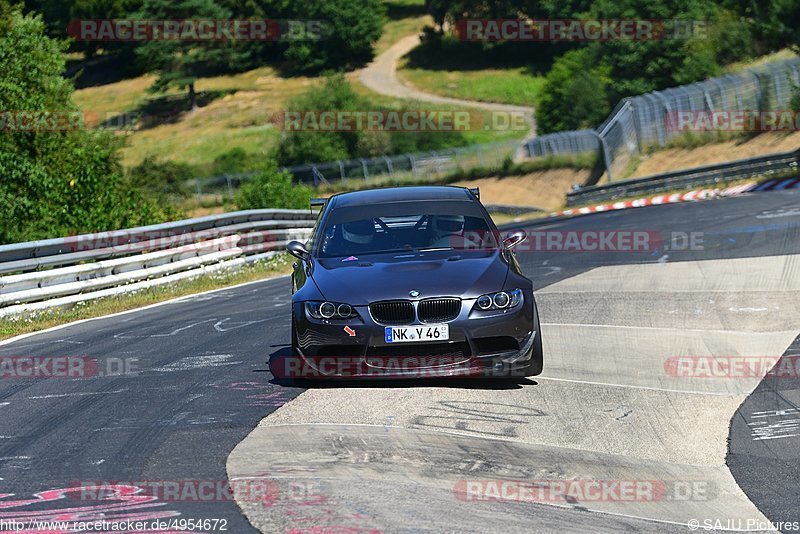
(275, 74, 360, 166)
(235, 162, 313, 210)
(791, 83, 800, 113)
(127, 156, 194, 199)
(212, 147, 264, 175)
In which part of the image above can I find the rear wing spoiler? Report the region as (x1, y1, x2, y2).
(310, 188, 479, 211)
(310, 198, 327, 211)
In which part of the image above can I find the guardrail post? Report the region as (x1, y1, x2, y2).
(592, 130, 614, 182)
(360, 159, 369, 182)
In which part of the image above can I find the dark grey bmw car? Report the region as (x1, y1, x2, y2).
(276, 185, 543, 380)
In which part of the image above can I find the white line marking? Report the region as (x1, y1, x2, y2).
(535, 376, 740, 396)
(113, 318, 218, 339)
(0, 402, 9, 407)
(538, 289, 800, 293)
(541, 322, 794, 335)
(213, 318, 270, 332)
(27, 390, 127, 400)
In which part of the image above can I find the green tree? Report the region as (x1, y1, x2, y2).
(281, 0, 385, 72)
(235, 162, 312, 210)
(133, 0, 234, 109)
(0, 7, 173, 244)
(536, 48, 612, 133)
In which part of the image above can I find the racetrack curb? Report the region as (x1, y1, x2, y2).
(549, 177, 800, 218)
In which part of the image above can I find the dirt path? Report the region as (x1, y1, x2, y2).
(358, 34, 536, 154)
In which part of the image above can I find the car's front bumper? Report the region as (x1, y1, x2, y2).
(276, 293, 537, 379)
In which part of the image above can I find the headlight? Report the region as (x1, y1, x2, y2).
(305, 301, 359, 320)
(473, 289, 522, 311)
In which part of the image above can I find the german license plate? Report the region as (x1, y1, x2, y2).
(385, 324, 449, 343)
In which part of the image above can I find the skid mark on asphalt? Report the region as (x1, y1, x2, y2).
(412, 400, 546, 439)
(150, 354, 241, 373)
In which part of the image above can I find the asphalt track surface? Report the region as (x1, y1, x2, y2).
(1, 189, 799, 533)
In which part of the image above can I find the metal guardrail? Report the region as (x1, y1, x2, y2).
(0, 209, 315, 266)
(565, 149, 800, 206)
(0, 210, 318, 317)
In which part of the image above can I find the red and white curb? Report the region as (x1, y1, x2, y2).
(550, 177, 800, 218)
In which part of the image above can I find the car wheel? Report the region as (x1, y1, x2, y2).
(291, 317, 299, 356)
(523, 301, 544, 377)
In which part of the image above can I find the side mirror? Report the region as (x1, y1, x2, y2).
(286, 241, 311, 261)
(502, 230, 526, 250)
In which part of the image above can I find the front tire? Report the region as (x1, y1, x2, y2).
(523, 302, 544, 376)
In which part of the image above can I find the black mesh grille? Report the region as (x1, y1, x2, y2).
(366, 342, 470, 362)
(418, 298, 461, 323)
(370, 300, 414, 325)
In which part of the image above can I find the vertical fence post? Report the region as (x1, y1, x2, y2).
(360, 159, 369, 183)
(225, 174, 233, 199)
(338, 161, 346, 187)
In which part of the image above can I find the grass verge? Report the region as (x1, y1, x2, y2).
(0, 254, 294, 342)
(399, 66, 545, 107)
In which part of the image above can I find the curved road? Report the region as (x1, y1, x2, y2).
(1, 190, 799, 532)
(358, 34, 537, 151)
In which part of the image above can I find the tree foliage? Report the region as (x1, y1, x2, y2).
(133, 0, 237, 108)
(235, 162, 313, 210)
(426, 0, 799, 133)
(0, 8, 174, 244)
(281, 0, 385, 72)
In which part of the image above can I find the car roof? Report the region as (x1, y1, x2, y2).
(329, 186, 475, 208)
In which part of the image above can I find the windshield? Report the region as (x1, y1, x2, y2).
(317, 211, 498, 258)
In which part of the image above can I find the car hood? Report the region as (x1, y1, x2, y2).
(311, 250, 509, 304)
